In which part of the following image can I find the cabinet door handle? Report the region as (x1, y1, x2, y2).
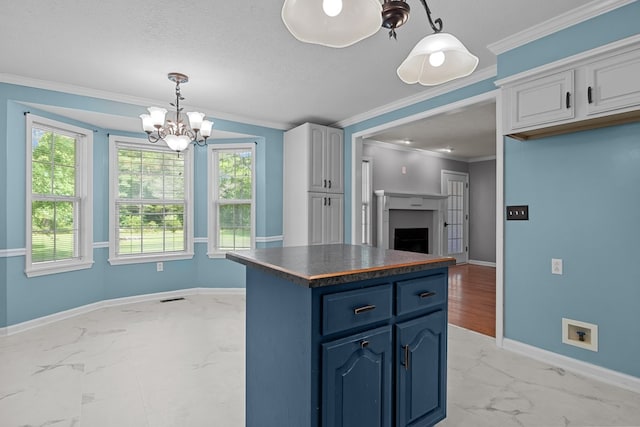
(566, 91, 571, 109)
(328, 197, 331, 206)
(403, 344, 410, 371)
(323, 179, 327, 188)
(323, 197, 327, 206)
(354, 304, 376, 315)
(328, 179, 332, 188)
(588, 86, 593, 104)
(360, 340, 369, 349)
(419, 291, 436, 299)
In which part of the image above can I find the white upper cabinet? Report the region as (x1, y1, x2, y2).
(509, 70, 575, 130)
(586, 49, 640, 115)
(307, 124, 344, 193)
(498, 36, 640, 140)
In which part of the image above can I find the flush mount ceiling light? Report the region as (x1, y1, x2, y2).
(281, 0, 477, 86)
(281, 0, 383, 48)
(139, 73, 214, 153)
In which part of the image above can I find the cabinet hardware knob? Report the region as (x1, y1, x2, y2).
(419, 291, 436, 299)
(403, 344, 410, 370)
(566, 92, 571, 109)
(588, 86, 593, 104)
(354, 304, 376, 315)
(360, 340, 369, 348)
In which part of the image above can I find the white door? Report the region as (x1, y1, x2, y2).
(441, 171, 469, 264)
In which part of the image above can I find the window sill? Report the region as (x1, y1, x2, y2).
(25, 260, 94, 278)
(108, 252, 195, 266)
(207, 250, 252, 259)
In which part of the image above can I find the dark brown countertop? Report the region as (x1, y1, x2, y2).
(226, 244, 455, 288)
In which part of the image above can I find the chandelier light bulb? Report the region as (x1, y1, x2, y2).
(322, 0, 343, 17)
(429, 51, 445, 67)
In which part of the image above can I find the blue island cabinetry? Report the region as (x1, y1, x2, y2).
(227, 244, 453, 427)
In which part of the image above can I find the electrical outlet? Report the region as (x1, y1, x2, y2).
(552, 258, 563, 275)
(157, 262, 164, 272)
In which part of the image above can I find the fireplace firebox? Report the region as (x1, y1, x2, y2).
(394, 228, 429, 254)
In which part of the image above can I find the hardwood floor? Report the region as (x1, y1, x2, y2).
(447, 264, 496, 337)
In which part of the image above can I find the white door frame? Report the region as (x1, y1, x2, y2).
(349, 89, 504, 347)
(441, 170, 469, 264)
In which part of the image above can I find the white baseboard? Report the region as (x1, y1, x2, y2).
(3, 287, 246, 336)
(468, 259, 497, 267)
(503, 338, 640, 394)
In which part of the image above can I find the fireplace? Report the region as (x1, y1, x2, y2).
(394, 228, 429, 254)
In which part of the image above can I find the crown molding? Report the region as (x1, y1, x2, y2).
(364, 139, 470, 163)
(468, 155, 497, 163)
(487, 0, 636, 55)
(0, 73, 291, 131)
(334, 65, 497, 129)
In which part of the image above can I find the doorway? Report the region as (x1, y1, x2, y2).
(441, 170, 469, 264)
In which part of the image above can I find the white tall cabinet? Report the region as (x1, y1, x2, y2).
(284, 123, 344, 246)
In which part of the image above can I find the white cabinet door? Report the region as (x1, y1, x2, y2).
(308, 193, 325, 245)
(325, 194, 344, 244)
(309, 125, 326, 193)
(586, 48, 640, 115)
(325, 128, 344, 194)
(509, 69, 575, 131)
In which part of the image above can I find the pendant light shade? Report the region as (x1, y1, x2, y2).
(397, 32, 478, 86)
(281, 0, 383, 48)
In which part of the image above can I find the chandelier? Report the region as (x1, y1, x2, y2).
(139, 73, 214, 153)
(281, 0, 478, 86)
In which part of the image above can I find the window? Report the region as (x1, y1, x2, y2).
(25, 114, 93, 277)
(109, 136, 194, 264)
(208, 144, 255, 256)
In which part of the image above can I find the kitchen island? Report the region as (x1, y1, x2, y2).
(226, 244, 455, 427)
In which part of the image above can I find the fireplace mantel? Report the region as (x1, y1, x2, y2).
(375, 190, 447, 254)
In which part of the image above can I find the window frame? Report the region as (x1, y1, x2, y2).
(108, 135, 194, 265)
(25, 114, 94, 277)
(207, 143, 256, 257)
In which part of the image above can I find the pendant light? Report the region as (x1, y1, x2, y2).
(281, 0, 383, 48)
(397, 0, 478, 86)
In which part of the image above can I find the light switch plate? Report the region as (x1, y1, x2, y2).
(506, 205, 529, 220)
(552, 258, 563, 275)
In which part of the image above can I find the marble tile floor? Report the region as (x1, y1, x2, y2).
(0, 294, 638, 427)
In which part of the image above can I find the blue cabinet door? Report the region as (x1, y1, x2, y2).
(396, 311, 446, 427)
(322, 325, 393, 427)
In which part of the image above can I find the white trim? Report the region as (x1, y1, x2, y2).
(495, 90, 505, 348)
(0, 73, 290, 131)
(25, 114, 94, 278)
(0, 248, 27, 257)
(255, 235, 284, 243)
(207, 143, 256, 255)
(93, 241, 108, 249)
(108, 135, 195, 266)
(495, 33, 640, 87)
(503, 338, 640, 394)
(467, 155, 497, 163)
(487, 0, 636, 55)
(3, 287, 246, 336)
(334, 66, 497, 129)
(468, 259, 497, 268)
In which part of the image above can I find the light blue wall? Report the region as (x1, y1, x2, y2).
(343, 78, 497, 241)
(501, 3, 640, 377)
(0, 83, 283, 327)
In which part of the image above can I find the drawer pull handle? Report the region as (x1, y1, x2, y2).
(419, 291, 436, 299)
(403, 344, 410, 370)
(360, 340, 369, 349)
(566, 91, 571, 109)
(588, 86, 593, 104)
(354, 304, 376, 315)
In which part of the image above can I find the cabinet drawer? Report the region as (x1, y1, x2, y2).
(323, 284, 392, 335)
(396, 273, 446, 316)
